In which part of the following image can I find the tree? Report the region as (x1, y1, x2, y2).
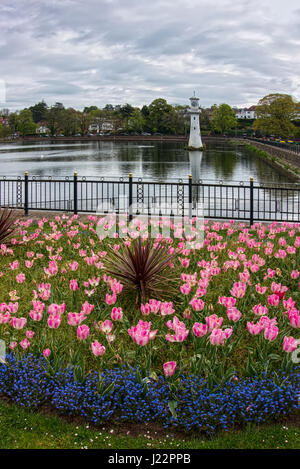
(147, 98, 176, 134)
(77, 111, 92, 135)
(254, 94, 297, 138)
(211, 104, 237, 134)
(8, 113, 18, 134)
(29, 101, 48, 123)
(16, 109, 37, 136)
(59, 109, 79, 136)
(0, 124, 10, 138)
(83, 106, 98, 114)
(127, 109, 145, 133)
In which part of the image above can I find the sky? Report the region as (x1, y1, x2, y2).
(0, 0, 300, 111)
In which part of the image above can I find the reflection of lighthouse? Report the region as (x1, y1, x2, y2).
(189, 151, 203, 210)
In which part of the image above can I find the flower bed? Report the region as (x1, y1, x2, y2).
(0, 353, 299, 434)
(0, 214, 299, 431)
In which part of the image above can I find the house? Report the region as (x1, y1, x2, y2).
(88, 120, 114, 134)
(234, 106, 257, 119)
(36, 125, 50, 134)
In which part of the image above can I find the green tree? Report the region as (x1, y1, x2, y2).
(46, 106, 64, 136)
(8, 113, 18, 134)
(147, 98, 176, 134)
(254, 94, 297, 138)
(83, 106, 98, 114)
(29, 101, 48, 123)
(211, 104, 237, 134)
(16, 109, 37, 136)
(59, 109, 79, 136)
(127, 108, 145, 133)
(0, 124, 10, 138)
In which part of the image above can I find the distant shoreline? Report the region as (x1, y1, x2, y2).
(0, 135, 230, 144)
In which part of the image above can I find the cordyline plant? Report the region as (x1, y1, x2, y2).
(0, 206, 16, 244)
(104, 237, 179, 304)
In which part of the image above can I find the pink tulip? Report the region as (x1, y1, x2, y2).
(43, 348, 51, 358)
(105, 293, 117, 305)
(47, 314, 62, 329)
(81, 301, 94, 315)
(91, 341, 106, 356)
(100, 319, 113, 334)
(26, 330, 35, 339)
(128, 320, 157, 346)
(247, 321, 263, 335)
(267, 294, 280, 306)
(226, 307, 242, 322)
(77, 324, 90, 340)
(206, 314, 223, 331)
(9, 341, 17, 350)
(11, 317, 27, 330)
(20, 338, 30, 349)
(189, 298, 205, 311)
(69, 279, 79, 291)
(29, 310, 43, 321)
(192, 322, 208, 337)
(230, 281, 247, 298)
(180, 283, 191, 295)
(140, 303, 151, 316)
(288, 311, 300, 328)
(264, 325, 279, 341)
(0, 312, 11, 324)
(163, 361, 177, 377)
(165, 316, 189, 343)
(111, 307, 123, 321)
(283, 336, 299, 353)
(209, 328, 226, 345)
(68, 312, 86, 326)
(16, 273, 26, 283)
(160, 302, 175, 316)
(252, 304, 268, 316)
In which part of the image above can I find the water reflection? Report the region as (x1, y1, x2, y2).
(0, 140, 294, 184)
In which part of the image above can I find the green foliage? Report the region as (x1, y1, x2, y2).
(16, 109, 37, 136)
(211, 104, 237, 134)
(127, 108, 145, 133)
(29, 101, 48, 124)
(254, 94, 297, 138)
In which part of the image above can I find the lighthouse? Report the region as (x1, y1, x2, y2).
(188, 94, 203, 150)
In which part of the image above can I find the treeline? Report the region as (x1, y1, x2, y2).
(0, 93, 299, 139)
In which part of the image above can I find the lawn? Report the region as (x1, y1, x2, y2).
(0, 399, 299, 449)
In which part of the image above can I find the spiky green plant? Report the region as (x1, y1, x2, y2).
(104, 237, 179, 304)
(0, 207, 15, 244)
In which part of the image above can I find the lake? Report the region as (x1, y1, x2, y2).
(0, 140, 292, 183)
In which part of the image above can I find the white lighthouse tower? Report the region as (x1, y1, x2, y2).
(188, 93, 203, 150)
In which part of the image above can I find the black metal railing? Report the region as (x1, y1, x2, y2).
(245, 137, 300, 154)
(1, 173, 300, 224)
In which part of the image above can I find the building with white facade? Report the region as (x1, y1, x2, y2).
(234, 106, 257, 119)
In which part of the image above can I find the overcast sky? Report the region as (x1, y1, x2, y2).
(0, 0, 299, 111)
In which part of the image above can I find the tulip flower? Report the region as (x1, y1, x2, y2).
(163, 361, 177, 377)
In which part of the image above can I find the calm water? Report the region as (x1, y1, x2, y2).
(0, 140, 292, 183)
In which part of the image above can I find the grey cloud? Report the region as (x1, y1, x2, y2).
(0, 0, 299, 110)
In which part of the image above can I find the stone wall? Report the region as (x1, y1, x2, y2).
(243, 140, 300, 171)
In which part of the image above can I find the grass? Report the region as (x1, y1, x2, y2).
(0, 399, 299, 449)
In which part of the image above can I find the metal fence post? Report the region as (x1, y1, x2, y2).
(24, 171, 29, 216)
(188, 174, 192, 219)
(74, 171, 78, 214)
(128, 172, 133, 222)
(250, 176, 254, 227)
